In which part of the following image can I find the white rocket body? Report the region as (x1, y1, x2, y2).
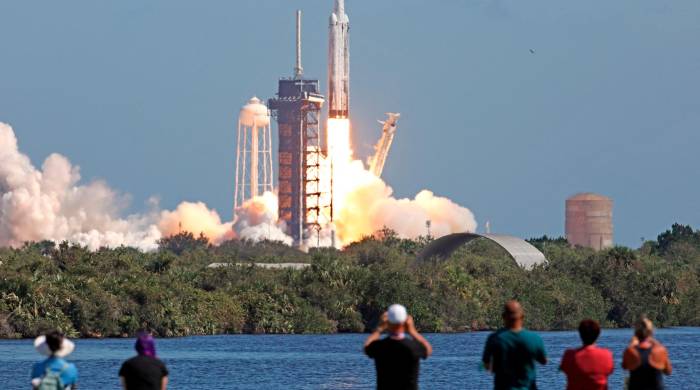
(328, 0, 349, 118)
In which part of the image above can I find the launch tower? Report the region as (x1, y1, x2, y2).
(269, 11, 325, 245)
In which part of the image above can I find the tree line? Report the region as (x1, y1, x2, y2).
(1, 224, 698, 338)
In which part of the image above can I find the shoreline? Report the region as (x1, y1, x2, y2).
(3, 326, 697, 341)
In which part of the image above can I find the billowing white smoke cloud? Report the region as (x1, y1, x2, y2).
(0, 121, 472, 251)
(331, 159, 477, 245)
(159, 201, 235, 245)
(0, 123, 287, 250)
(0, 123, 163, 250)
(233, 192, 293, 245)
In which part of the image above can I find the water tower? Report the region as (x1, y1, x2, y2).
(234, 97, 273, 213)
(565, 193, 613, 250)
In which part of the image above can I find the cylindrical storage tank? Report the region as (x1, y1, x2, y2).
(565, 193, 613, 250)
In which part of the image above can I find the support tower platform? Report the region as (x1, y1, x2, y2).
(268, 11, 326, 245)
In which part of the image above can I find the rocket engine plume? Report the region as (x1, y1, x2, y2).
(322, 118, 477, 246)
(314, 0, 477, 247)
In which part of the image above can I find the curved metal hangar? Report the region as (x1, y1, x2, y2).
(418, 233, 547, 269)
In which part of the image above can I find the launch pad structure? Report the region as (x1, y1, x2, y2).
(233, 0, 544, 252)
(265, 1, 397, 247)
(267, 2, 395, 247)
(268, 11, 326, 245)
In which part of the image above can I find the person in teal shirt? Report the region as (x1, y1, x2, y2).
(482, 300, 547, 390)
(31, 331, 79, 389)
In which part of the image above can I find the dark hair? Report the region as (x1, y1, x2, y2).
(45, 331, 64, 353)
(578, 319, 601, 346)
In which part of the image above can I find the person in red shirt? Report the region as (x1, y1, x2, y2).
(560, 319, 614, 390)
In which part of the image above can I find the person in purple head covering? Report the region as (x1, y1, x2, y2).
(119, 332, 169, 390)
(135, 333, 157, 357)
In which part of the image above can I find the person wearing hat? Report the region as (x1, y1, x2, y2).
(119, 332, 169, 390)
(31, 331, 79, 389)
(622, 316, 672, 390)
(364, 304, 433, 390)
(481, 300, 547, 390)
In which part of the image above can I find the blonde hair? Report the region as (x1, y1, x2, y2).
(634, 316, 654, 341)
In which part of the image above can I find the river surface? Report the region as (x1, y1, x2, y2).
(1, 328, 698, 389)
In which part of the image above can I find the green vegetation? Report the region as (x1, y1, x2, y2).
(1, 225, 699, 338)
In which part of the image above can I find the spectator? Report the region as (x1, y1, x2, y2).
(119, 332, 169, 390)
(31, 331, 79, 389)
(364, 304, 433, 390)
(622, 316, 672, 390)
(482, 300, 547, 390)
(560, 319, 614, 390)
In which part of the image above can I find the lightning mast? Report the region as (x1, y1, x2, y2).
(294, 10, 303, 80)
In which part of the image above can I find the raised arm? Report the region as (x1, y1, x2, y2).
(406, 315, 432, 357)
(482, 336, 493, 372)
(622, 346, 639, 371)
(536, 337, 547, 365)
(656, 344, 672, 375)
(662, 354, 672, 375)
(364, 312, 388, 353)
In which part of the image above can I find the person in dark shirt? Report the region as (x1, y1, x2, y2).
(622, 316, 672, 390)
(119, 332, 169, 390)
(482, 300, 547, 390)
(364, 304, 433, 390)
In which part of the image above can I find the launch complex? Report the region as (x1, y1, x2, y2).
(234, 0, 399, 246)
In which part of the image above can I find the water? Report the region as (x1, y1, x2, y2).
(1, 328, 698, 389)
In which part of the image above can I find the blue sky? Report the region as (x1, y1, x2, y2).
(1, 0, 698, 247)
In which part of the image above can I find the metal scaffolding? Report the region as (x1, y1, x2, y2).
(268, 11, 327, 245)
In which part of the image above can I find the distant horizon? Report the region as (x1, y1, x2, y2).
(1, 1, 699, 247)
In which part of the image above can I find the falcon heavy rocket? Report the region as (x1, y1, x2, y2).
(328, 0, 350, 119)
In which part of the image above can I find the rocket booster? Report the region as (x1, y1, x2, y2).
(328, 0, 350, 118)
